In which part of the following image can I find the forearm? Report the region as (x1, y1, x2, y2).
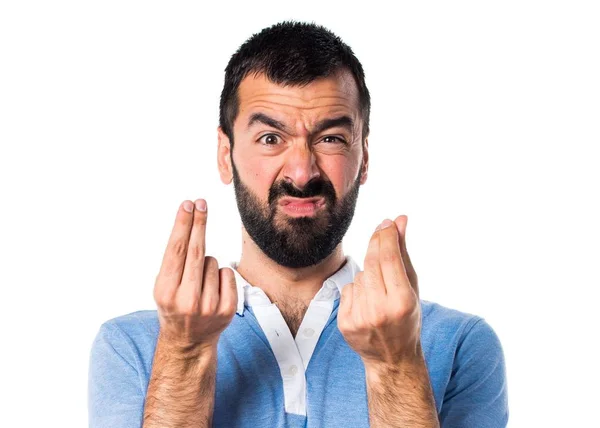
(143, 334, 217, 428)
(364, 351, 439, 428)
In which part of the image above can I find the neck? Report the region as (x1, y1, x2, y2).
(235, 227, 347, 305)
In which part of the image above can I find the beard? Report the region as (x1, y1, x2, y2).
(231, 156, 362, 269)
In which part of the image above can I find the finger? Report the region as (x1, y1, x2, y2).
(217, 267, 238, 316)
(180, 199, 208, 294)
(200, 256, 220, 314)
(155, 200, 195, 302)
(351, 273, 368, 325)
(393, 215, 419, 298)
(363, 222, 386, 297)
(338, 282, 354, 323)
(378, 217, 409, 293)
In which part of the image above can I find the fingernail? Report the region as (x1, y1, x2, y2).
(183, 201, 194, 213)
(378, 219, 393, 230)
(195, 199, 207, 211)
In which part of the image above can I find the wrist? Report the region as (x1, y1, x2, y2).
(365, 341, 424, 366)
(363, 349, 427, 382)
(157, 332, 218, 361)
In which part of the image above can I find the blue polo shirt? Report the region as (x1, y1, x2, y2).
(88, 261, 508, 427)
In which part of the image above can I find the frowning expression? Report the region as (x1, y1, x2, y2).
(217, 68, 369, 267)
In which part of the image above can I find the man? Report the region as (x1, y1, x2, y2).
(89, 21, 508, 427)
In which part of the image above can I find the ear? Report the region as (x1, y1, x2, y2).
(217, 126, 233, 185)
(360, 137, 369, 185)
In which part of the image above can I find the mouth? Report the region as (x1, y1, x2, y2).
(278, 197, 326, 217)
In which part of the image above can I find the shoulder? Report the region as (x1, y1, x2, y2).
(419, 300, 508, 425)
(89, 311, 159, 422)
(420, 299, 505, 364)
(92, 310, 160, 359)
(90, 310, 160, 381)
(421, 299, 484, 334)
(100, 309, 160, 337)
(422, 301, 509, 425)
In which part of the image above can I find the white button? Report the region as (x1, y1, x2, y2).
(326, 280, 337, 289)
(303, 328, 315, 337)
(289, 365, 298, 375)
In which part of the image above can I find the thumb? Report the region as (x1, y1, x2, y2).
(338, 283, 354, 323)
(218, 267, 238, 315)
(394, 215, 419, 298)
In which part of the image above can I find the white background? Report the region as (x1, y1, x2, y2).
(1, 1, 598, 426)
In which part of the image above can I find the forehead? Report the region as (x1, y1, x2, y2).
(236, 69, 361, 127)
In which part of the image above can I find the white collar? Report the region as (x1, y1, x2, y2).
(229, 256, 361, 316)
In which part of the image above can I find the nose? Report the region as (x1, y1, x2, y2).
(281, 143, 321, 191)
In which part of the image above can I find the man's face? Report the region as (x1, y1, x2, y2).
(218, 69, 368, 268)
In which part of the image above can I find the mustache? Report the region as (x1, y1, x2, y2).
(268, 179, 337, 206)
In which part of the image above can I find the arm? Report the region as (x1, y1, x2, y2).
(89, 200, 235, 428)
(364, 348, 439, 427)
(143, 334, 217, 427)
(142, 199, 237, 427)
(338, 216, 438, 427)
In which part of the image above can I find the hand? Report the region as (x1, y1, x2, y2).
(338, 215, 421, 366)
(153, 199, 238, 352)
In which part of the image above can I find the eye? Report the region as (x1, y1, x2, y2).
(321, 136, 346, 144)
(258, 134, 281, 146)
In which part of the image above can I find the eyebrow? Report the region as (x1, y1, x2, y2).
(246, 112, 355, 136)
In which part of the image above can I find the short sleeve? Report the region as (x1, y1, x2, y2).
(88, 322, 145, 428)
(439, 318, 509, 427)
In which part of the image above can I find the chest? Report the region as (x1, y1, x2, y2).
(209, 303, 451, 427)
(213, 321, 370, 428)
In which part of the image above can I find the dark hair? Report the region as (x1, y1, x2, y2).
(218, 21, 371, 148)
